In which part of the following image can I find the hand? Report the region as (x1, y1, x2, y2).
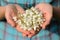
(35, 3, 53, 29)
(19, 3, 53, 38)
(5, 4, 29, 35)
(5, 4, 24, 27)
(5, 4, 35, 37)
(26, 3, 53, 37)
(27, 3, 53, 37)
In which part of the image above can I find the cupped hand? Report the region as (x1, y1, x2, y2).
(5, 4, 34, 37)
(27, 3, 53, 37)
(5, 4, 24, 27)
(35, 3, 53, 29)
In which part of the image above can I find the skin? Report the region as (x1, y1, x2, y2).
(5, 4, 35, 37)
(0, 6, 5, 20)
(35, 3, 53, 29)
(28, 3, 53, 37)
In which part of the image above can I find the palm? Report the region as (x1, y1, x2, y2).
(35, 3, 53, 29)
(5, 4, 24, 27)
(5, 4, 35, 37)
(23, 3, 53, 37)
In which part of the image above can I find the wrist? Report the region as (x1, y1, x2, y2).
(53, 7, 60, 22)
(0, 6, 5, 20)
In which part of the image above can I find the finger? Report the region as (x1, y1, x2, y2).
(16, 25, 30, 34)
(42, 22, 47, 29)
(10, 5, 17, 17)
(14, 4, 25, 14)
(5, 6, 16, 27)
(42, 12, 52, 29)
(27, 30, 35, 38)
(42, 20, 50, 29)
(22, 33, 27, 37)
(22, 29, 30, 35)
(29, 30, 35, 34)
(28, 34, 34, 38)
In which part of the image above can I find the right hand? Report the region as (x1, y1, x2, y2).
(5, 4, 32, 36)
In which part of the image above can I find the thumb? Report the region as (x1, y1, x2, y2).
(15, 4, 25, 14)
(5, 5, 16, 27)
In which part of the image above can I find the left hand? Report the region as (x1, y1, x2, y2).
(5, 4, 35, 38)
(35, 3, 53, 29)
(25, 3, 53, 38)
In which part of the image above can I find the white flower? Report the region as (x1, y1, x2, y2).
(28, 28, 32, 31)
(13, 7, 45, 31)
(31, 7, 36, 11)
(13, 16, 17, 21)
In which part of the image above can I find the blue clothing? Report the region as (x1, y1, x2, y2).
(0, 0, 52, 9)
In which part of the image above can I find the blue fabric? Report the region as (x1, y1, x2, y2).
(0, 0, 52, 6)
(0, 20, 60, 40)
(0, 0, 52, 9)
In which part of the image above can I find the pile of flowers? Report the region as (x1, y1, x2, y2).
(13, 7, 45, 31)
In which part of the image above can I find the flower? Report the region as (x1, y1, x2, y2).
(13, 7, 45, 31)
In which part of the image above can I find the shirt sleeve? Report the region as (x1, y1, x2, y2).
(0, 0, 52, 6)
(35, 0, 52, 4)
(0, 0, 7, 6)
